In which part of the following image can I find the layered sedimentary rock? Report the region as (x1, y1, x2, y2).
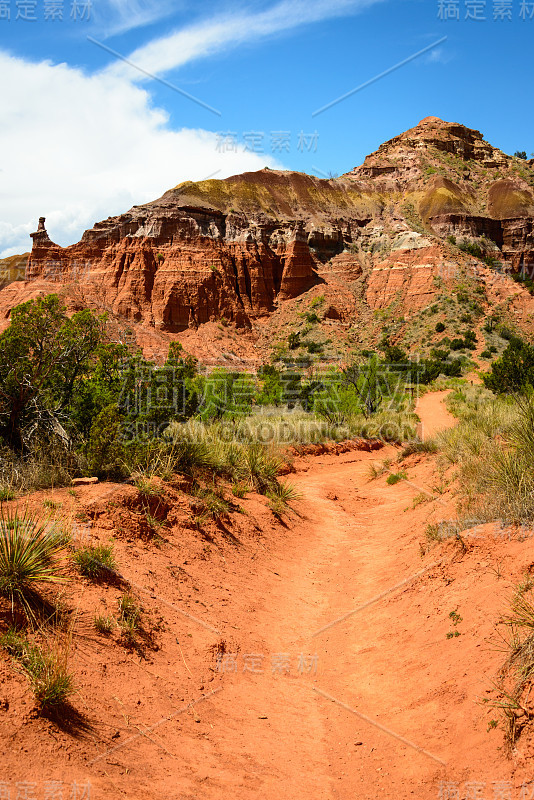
(22, 117, 534, 332)
(0, 252, 29, 288)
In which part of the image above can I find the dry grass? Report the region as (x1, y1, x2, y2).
(492, 590, 534, 748)
(1, 623, 75, 710)
(437, 389, 534, 525)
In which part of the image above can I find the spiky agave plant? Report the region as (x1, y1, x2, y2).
(243, 443, 283, 492)
(266, 480, 302, 517)
(0, 509, 68, 620)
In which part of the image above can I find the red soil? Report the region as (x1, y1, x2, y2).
(1, 394, 534, 799)
(416, 390, 456, 440)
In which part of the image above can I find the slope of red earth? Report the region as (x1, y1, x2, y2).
(1, 394, 534, 799)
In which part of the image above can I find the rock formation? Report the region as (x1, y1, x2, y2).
(14, 118, 534, 345)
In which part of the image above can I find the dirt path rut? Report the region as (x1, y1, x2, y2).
(175, 392, 460, 799)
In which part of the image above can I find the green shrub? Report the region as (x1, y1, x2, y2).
(483, 337, 534, 394)
(86, 403, 126, 480)
(0, 487, 15, 502)
(73, 543, 115, 580)
(306, 341, 323, 354)
(288, 332, 301, 350)
(435, 322, 446, 333)
(386, 471, 407, 485)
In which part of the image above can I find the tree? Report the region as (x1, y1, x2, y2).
(86, 403, 126, 479)
(256, 365, 283, 406)
(0, 296, 104, 450)
(342, 355, 386, 417)
(514, 150, 528, 160)
(482, 337, 534, 394)
(197, 369, 255, 421)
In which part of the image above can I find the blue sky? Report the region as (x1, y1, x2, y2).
(1, 0, 533, 255)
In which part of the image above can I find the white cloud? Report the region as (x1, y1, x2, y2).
(104, 0, 381, 82)
(0, 52, 279, 257)
(93, 0, 180, 37)
(0, 0, 386, 256)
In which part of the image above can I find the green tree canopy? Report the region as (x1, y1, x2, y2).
(483, 337, 534, 394)
(0, 295, 105, 450)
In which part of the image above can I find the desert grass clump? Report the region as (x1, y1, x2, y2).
(344, 410, 418, 443)
(93, 615, 115, 635)
(163, 424, 219, 475)
(72, 543, 115, 580)
(386, 471, 407, 485)
(1, 627, 74, 710)
(135, 478, 165, 499)
(266, 480, 302, 517)
(399, 440, 438, 459)
(0, 486, 15, 502)
(0, 510, 68, 620)
(242, 443, 283, 491)
(0, 442, 78, 493)
(118, 593, 141, 642)
(439, 393, 534, 525)
(367, 458, 391, 481)
(192, 487, 231, 520)
(492, 591, 534, 747)
(43, 499, 62, 511)
(424, 520, 467, 551)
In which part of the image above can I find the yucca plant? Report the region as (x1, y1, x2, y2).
(0, 510, 68, 620)
(174, 438, 217, 473)
(192, 487, 231, 520)
(266, 480, 302, 517)
(243, 443, 283, 492)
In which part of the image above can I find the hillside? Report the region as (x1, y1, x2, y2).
(4, 119, 534, 798)
(1, 117, 534, 366)
(2, 393, 534, 799)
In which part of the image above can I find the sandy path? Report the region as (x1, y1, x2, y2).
(22, 392, 520, 800)
(415, 389, 456, 439)
(174, 392, 462, 798)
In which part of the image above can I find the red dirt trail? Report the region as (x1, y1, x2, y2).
(3, 393, 534, 799)
(415, 390, 456, 440)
